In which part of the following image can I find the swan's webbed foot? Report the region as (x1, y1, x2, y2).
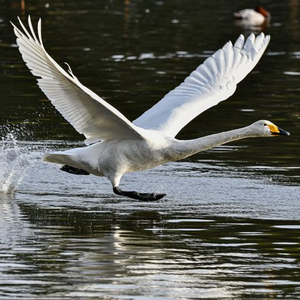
(113, 187, 166, 201)
(60, 165, 90, 175)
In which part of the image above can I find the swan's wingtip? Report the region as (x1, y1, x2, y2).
(10, 20, 16, 28)
(233, 34, 245, 49)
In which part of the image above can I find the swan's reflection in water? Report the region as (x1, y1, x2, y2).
(1, 183, 300, 299)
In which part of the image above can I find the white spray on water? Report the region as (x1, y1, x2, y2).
(0, 132, 42, 194)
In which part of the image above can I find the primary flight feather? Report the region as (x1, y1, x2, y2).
(134, 33, 270, 136)
(12, 17, 144, 145)
(12, 16, 289, 200)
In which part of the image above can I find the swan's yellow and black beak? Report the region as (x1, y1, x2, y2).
(268, 124, 290, 136)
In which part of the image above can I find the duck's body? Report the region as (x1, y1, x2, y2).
(234, 6, 270, 26)
(12, 17, 289, 200)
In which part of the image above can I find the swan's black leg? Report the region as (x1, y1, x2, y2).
(60, 165, 90, 175)
(113, 187, 166, 201)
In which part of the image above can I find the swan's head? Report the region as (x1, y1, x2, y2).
(251, 120, 290, 137)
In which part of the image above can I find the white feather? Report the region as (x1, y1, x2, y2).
(12, 16, 145, 145)
(11, 17, 279, 200)
(134, 33, 270, 137)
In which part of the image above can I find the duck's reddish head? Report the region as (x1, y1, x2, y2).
(255, 6, 270, 18)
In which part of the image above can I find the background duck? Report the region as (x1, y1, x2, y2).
(234, 6, 270, 26)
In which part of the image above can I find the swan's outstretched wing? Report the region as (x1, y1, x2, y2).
(134, 33, 270, 137)
(12, 16, 145, 145)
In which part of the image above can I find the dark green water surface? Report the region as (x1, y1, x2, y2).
(0, 0, 300, 299)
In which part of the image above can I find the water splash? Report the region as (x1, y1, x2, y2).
(0, 133, 41, 194)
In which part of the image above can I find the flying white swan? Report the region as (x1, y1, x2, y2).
(12, 16, 289, 201)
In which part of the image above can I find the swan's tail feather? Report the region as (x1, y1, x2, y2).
(42, 151, 94, 176)
(42, 151, 76, 165)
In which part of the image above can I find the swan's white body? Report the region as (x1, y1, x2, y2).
(12, 17, 289, 200)
(234, 6, 270, 26)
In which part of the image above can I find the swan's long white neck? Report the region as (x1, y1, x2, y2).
(172, 124, 258, 160)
